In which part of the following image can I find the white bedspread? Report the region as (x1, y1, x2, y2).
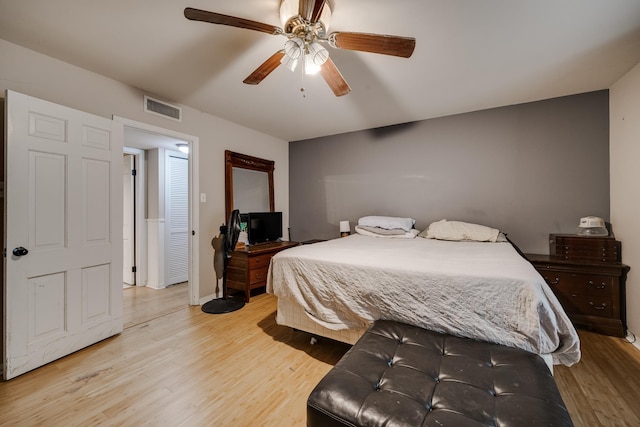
(266, 234, 580, 366)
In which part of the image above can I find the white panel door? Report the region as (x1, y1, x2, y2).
(166, 154, 188, 285)
(123, 154, 135, 285)
(3, 90, 123, 379)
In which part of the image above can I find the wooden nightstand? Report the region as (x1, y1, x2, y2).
(526, 253, 630, 337)
(226, 241, 299, 302)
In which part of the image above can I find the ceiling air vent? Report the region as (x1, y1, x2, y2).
(144, 95, 181, 122)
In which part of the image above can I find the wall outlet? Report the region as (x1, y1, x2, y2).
(200, 193, 206, 203)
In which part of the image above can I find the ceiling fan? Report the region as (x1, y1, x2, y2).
(184, 0, 416, 97)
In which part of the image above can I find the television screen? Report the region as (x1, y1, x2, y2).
(247, 211, 283, 244)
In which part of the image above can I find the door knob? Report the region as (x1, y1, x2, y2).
(12, 247, 29, 257)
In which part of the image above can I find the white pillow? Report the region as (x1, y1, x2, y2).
(355, 226, 420, 239)
(358, 216, 416, 232)
(356, 225, 406, 236)
(421, 219, 501, 242)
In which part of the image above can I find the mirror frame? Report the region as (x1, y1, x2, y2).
(225, 150, 275, 221)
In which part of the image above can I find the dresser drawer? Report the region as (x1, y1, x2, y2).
(540, 271, 614, 318)
(527, 252, 629, 337)
(249, 254, 272, 269)
(552, 250, 618, 263)
(549, 234, 621, 262)
(552, 291, 613, 318)
(539, 271, 614, 297)
(249, 267, 269, 285)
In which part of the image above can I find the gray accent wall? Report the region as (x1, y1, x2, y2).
(289, 90, 609, 254)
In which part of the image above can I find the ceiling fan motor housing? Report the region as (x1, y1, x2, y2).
(280, 0, 332, 37)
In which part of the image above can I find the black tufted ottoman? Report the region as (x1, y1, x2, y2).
(308, 320, 573, 427)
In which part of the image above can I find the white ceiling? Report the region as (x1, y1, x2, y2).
(2, 0, 640, 142)
(123, 127, 188, 152)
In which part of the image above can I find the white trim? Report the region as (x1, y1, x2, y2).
(146, 218, 166, 289)
(188, 134, 200, 305)
(627, 330, 640, 352)
(123, 147, 145, 288)
(113, 116, 200, 305)
(199, 295, 215, 306)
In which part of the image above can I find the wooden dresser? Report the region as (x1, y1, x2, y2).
(526, 234, 630, 337)
(226, 241, 299, 302)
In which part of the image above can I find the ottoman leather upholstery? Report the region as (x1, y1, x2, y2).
(308, 320, 573, 427)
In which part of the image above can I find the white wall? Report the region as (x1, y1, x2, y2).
(610, 61, 640, 342)
(0, 39, 290, 301)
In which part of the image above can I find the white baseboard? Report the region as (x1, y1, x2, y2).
(199, 294, 217, 305)
(627, 330, 640, 351)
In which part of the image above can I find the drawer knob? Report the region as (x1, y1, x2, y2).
(589, 301, 607, 310)
(588, 280, 606, 289)
(548, 277, 560, 285)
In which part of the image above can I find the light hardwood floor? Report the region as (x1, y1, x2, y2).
(1, 290, 639, 426)
(122, 282, 189, 329)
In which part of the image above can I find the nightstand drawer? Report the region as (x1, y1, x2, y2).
(539, 271, 614, 297)
(527, 251, 629, 337)
(249, 267, 269, 285)
(249, 254, 272, 269)
(551, 291, 613, 318)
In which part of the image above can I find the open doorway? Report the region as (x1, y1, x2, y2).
(115, 117, 200, 327)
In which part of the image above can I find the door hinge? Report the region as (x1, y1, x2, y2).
(131, 169, 137, 176)
(132, 266, 137, 273)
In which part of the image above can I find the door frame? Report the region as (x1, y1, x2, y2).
(123, 147, 144, 287)
(114, 116, 200, 305)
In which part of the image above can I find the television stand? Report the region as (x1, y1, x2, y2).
(226, 241, 300, 302)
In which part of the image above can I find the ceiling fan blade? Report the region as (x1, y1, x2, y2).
(243, 50, 286, 85)
(299, 0, 326, 23)
(184, 7, 281, 34)
(330, 32, 416, 58)
(320, 58, 351, 97)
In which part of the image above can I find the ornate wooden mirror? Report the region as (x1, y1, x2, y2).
(225, 150, 275, 221)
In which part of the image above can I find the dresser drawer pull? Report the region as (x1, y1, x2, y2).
(588, 280, 606, 289)
(547, 277, 560, 285)
(589, 301, 607, 310)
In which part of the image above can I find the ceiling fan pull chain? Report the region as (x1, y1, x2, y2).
(300, 60, 306, 98)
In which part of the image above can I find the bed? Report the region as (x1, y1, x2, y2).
(266, 224, 581, 367)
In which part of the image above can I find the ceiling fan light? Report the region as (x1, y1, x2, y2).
(280, 54, 299, 72)
(284, 37, 304, 60)
(304, 54, 321, 75)
(308, 42, 329, 66)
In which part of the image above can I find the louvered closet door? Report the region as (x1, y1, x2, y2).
(166, 154, 188, 285)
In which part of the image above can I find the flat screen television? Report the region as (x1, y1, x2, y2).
(247, 211, 283, 245)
